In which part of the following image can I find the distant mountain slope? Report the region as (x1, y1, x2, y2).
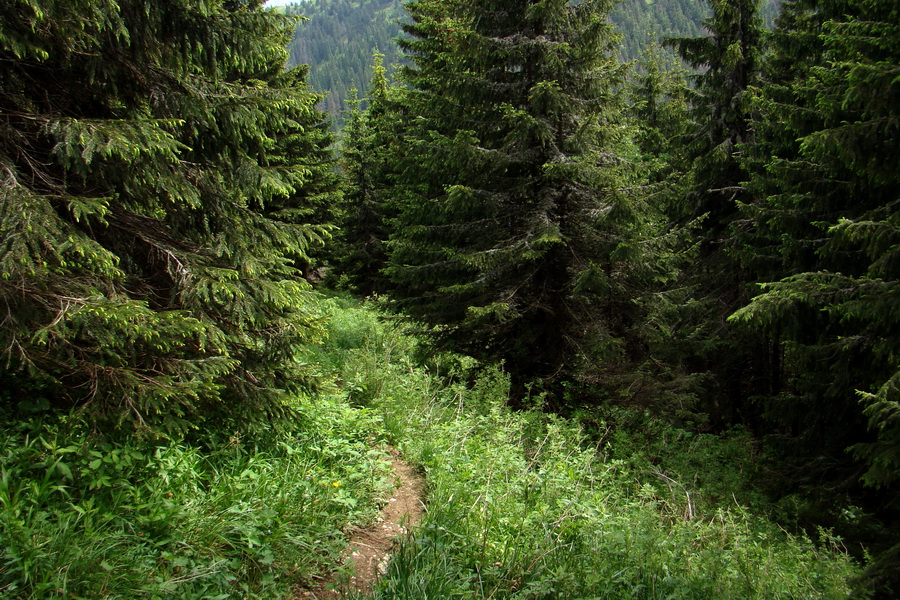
(615, 0, 781, 60)
(282, 0, 780, 123)
(284, 0, 405, 117)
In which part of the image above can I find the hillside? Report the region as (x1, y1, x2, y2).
(285, 0, 405, 117)
(4, 0, 896, 596)
(282, 0, 781, 122)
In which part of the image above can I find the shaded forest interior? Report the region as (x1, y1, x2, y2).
(1, 0, 897, 598)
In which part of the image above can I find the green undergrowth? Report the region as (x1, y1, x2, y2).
(0, 395, 390, 598)
(0, 295, 863, 598)
(313, 296, 862, 599)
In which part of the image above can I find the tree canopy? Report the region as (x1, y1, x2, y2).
(0, 0, 338, 434)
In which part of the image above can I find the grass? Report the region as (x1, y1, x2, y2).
(0, 293, 864, 598)
(315, 296, 861, 599)
(0, 394, 391, 598)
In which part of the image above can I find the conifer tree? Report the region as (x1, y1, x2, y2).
(661, 0, 770, 425)
(0, 0, 336, 433)
(628, 45, 692, 202)
(733, 1, 899, 590)
(386, 0, 657, 389)
(666, 0, 764, 235)
(623, 47, 721, 410)
(335, 53, 403, 295)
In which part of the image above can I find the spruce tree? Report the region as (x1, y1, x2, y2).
(335, 53, 403, 295)
(0, 0, 336, 433)
(628, 45, 692, 204)
(386, 0, 657, 389)
(662, 0, 771, 425)
(733, 1, 899, 591)
(623, 46, 722, 413)
(666, 0, 764, 236)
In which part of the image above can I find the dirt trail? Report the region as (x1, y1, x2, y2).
(293, 448, 425, 599)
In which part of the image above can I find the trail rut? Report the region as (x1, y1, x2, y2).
(293, 447, 425, 599)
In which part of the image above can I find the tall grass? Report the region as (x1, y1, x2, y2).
(317, 297, 862, 599)
(0, 295, 864, 598)
(0, 397, 390, 598)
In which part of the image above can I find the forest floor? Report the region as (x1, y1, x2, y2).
(2, 297, 858, 599)
(292, 447, 425, 599)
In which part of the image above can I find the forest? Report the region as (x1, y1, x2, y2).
(282, 0, 782, 123)
(0, 0, 897, 598)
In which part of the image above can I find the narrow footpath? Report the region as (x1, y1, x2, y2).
(293, 448, 425, 599)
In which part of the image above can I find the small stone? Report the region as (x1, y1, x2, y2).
(377, 555, 391, 575)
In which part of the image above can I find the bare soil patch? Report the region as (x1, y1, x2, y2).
(292, 447, 425, 599)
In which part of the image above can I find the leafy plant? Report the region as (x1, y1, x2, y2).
(0, 398, 390, 598)
(303, 298, 860, 600)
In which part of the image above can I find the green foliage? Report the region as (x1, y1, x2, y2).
(0, 294, 865, 599)
(735, 0, 900, 492)
(0, 0, 339, 433)
(280, 0, 780, 124)
(628, 45, 693, 177)
(331, 53, 406, 295)
(285, 0, 407, 125)
(3, 0, 895, 597)
(309, 300, 859, 599)
(854, 373, 900, 490)
(665, 0, 765, 230)
(0, 403, 390, 598)
(385, 0, 670, 390)
(733, 0, 900, 592)
(652, 0, 782, 429)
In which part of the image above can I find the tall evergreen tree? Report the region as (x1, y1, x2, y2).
(386, 0, 658, 390)
(733, 1, 900, 592)
(623, 46, 720, 413)
(335, 53, 403, 295)
(628, 45, 693, 204)
(0, 0, 336, 433)
(661, 0, 773, 425)
(666, 0, 764, 235)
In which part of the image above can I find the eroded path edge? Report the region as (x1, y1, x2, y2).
(293, 447, 425, 599)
